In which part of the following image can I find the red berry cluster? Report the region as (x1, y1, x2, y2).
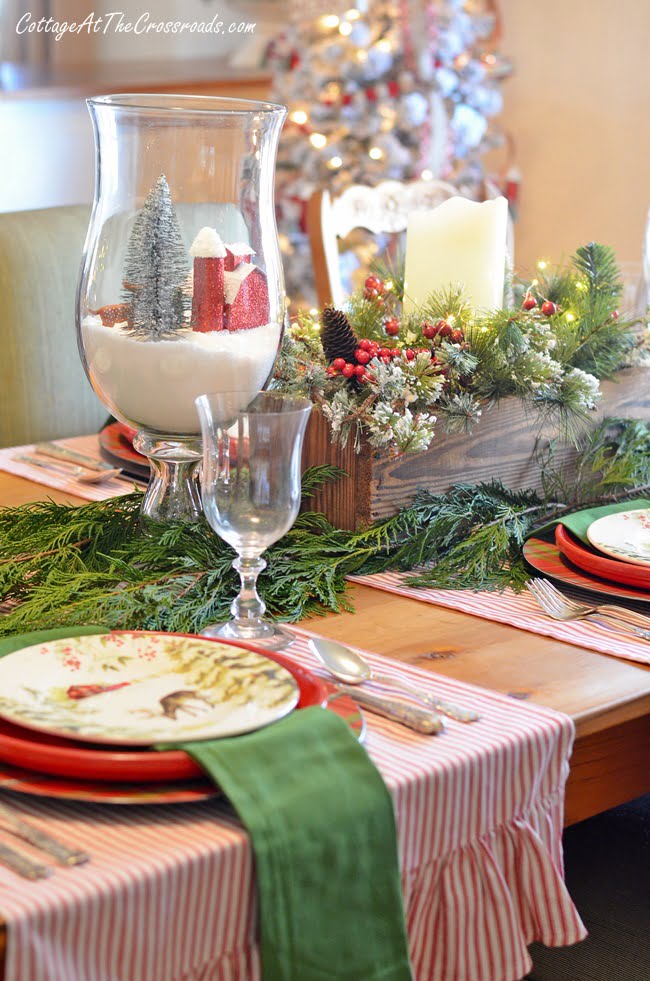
(326, 337, 434, 383)
(421, 319, 464, 345)
(363, 275, 388, 304)
(522, 293, 558, 317)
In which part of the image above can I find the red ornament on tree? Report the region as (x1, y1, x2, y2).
(541, 300, 557, 316)
(385, 318, 400, 336)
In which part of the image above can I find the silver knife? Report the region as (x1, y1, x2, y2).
(34, 442, 115, 472)
(334, 685, 444, 734)
(0, 803, 89, 866)
(0, 842, 51, 880)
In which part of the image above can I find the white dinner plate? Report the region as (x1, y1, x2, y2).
(587, 509, 650, 568)
(0, 631, 299, 745)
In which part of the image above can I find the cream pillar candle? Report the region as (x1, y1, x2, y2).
(403, 196, 509, 313)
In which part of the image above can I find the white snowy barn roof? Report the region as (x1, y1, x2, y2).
(226, 242, 256, 257)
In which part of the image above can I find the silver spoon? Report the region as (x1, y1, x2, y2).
(309, 638, 480, 723)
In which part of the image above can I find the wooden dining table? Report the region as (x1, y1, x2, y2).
(1, 469, 649, 969)
(0, 467, 649, 972)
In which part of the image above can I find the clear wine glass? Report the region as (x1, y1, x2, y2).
(196, 391, 312, 650)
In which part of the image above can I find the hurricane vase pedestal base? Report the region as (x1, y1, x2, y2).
(133, 431, 202, 525)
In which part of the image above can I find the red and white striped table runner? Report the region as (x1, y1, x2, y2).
(351, 571, 650, 666)
(0, 631, 585, 981)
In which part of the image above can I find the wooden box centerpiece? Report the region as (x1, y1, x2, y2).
(301, 365, 650, 530)
(282, 237, 649, 530)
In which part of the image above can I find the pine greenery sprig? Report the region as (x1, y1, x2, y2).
(1, 420, 649, 633)
(533, 243, 637, 377)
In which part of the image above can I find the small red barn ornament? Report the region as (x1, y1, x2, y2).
(188, 228, 270, 332)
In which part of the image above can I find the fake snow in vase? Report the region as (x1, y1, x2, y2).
(81, 316, 281, 434)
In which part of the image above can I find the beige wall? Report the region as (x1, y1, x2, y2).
(498, 0, 649, 273)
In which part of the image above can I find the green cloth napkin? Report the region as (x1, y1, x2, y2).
(173, 708, 413, 981)
(0, 628, 413, 981)
(533, 498, 650, 545)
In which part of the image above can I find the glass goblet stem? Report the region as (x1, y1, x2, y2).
(231, 555, 267, 629)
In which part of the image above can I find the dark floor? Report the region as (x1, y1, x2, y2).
(526, 795, 650, 980)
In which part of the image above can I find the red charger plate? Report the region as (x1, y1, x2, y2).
(0, 638, 327, 783)
(555, 525, 650, 590)
(0, 692, 363, 805)
(523, 536, 650, 603)
(98, 421, 150, 479)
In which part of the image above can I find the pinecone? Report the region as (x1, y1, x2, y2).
(321, 307, 359, 365)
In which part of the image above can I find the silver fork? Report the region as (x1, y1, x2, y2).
(527, 579, 650, 641)
(529, 578, 650, 629)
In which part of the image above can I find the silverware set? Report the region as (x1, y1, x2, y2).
(308, 637, 480, 733)
(0, 800, 89, 879)
(14, 441, 146, 487)
(527, 578, 650, 641)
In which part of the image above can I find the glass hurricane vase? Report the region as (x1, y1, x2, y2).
(196, 391, 312, 651)
(76, 94, 287, 524)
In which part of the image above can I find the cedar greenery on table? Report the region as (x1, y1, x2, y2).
(274, 243, 645, 452)
(1, 418, 648, 635)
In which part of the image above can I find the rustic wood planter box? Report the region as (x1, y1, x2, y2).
(301, 365, 650, 530)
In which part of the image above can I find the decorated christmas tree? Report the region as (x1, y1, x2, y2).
(268, 0, 514, 302)
(122, 174, 189, 339)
